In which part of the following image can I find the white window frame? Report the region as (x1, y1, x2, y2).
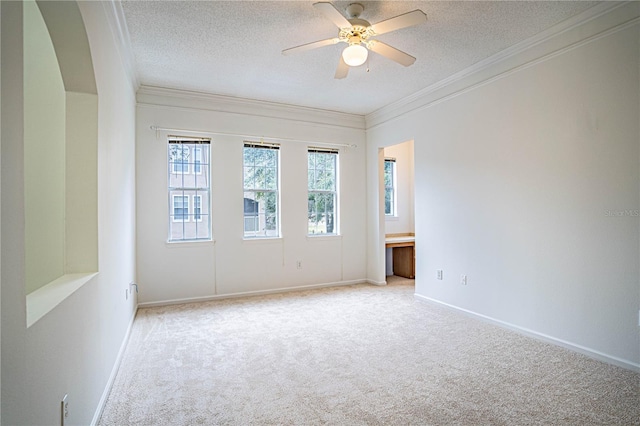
(307, 148, 339, 236)
(384, 158, 397, 217)
(243, 142, 280, 239)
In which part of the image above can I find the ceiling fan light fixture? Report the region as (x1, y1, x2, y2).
(342, 44, 368, 67)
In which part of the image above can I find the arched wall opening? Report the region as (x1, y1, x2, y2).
(24, 0, 98, 326)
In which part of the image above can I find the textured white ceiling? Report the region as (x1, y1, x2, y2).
(121, 1, 598, 115)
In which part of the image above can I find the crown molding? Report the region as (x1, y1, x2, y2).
(100, 0, 139, 91)
(137, 85, 366, 131)
(366, 1, 638, 129)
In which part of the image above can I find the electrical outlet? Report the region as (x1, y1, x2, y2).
(61, 394, 68, 426)
(461, 275, 467, 285)
(296, 261, 302, 269)
(437, 270, 443, 280)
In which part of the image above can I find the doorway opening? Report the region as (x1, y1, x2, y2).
(382, 140, 415, 285)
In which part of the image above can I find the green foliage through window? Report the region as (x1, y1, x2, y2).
(243, 144, 279, 238)
(308, 149, 338, 235)
(384, 159, 396, 216)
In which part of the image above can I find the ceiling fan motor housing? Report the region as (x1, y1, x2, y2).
(340, 20, 374, 47)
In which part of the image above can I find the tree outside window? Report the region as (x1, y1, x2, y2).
(308, 149, 338, 235)
(384, 158, 396, 216)
(243, 144, 280, 238)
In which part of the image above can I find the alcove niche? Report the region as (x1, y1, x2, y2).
(24, 0, 98, 327)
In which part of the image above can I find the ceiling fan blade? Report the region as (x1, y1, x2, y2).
(282, 38, 340, 56)
(334, 55, 349, 79)
(369, 41, 416, 67)
(370, 10, 427, 35)
(313, 2, 352, 29)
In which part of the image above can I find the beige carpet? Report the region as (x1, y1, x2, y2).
(99, 277, 639, 425)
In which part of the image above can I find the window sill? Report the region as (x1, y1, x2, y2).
(385, 215, 399, 221)
(307, 234, 341, 241)
(242, 236, 283, 244)
(165, 239, 214, 249)
(26, 272, 98, 328)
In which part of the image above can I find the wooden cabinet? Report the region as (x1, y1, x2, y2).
(385, 234, 415, 279)
(392, 245, 415, 278)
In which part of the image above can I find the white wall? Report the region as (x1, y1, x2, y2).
(1, 2, 137, 424)
(136, 89, 367, 304)
(367, 4, 640, 369)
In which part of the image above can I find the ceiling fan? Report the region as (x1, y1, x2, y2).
(282, 2, 427, 79)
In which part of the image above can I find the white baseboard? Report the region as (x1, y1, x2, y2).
(91, 304, 139, 425)
(414, 294, 640, 373)
(138, 279, 367, 308)
(367, 279, 387, 286)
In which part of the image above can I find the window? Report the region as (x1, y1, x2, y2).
(168, 138, 211, 241)
(308, 148, 338, 235)
(243, 143, 280, 238)
(384, 158, 396, 216)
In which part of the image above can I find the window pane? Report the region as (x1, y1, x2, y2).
(308, 153, 315, 171)
(384, 170, 391, 187)
(193, 147, 202, 174)
(170, 146, 190, 174)
(325, 171, 335, 191)
(308, 152, 337, 191)
(265, 167, 276, 190)
(267, 149, 277, 168)
(308, 192, 336, 235)
(243, 165, 255, 190)
(243, 190, 278, 237)
(194, 196, 202, 221)
(385, 189, 392, 215)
